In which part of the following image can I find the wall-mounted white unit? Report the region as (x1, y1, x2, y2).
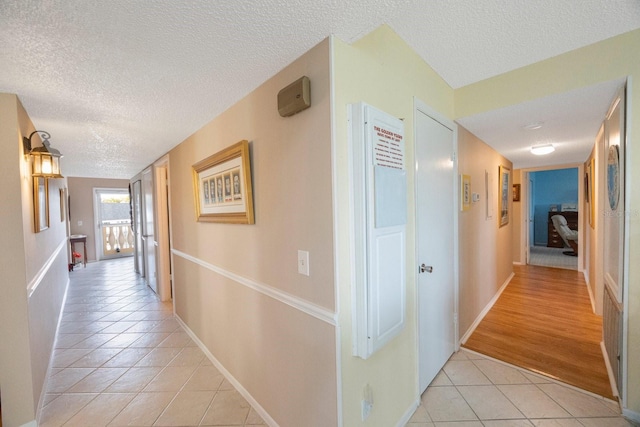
(349, 102, 406, 359)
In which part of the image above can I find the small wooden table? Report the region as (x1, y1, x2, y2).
(70, 234, 87, 268)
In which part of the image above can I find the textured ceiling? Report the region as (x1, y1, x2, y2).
(1, 1, 639, 178)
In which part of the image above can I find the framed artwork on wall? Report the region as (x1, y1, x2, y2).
(60, 188, 67, 222)
(485, 170, 494, 219)
(192, 140, 255, 224)
(607, 144, 620, 211)
(512, 183, 521, 202)
(498, 165, 510, 227)
(34, 176, 49, 232)
(460, 174, 471, 211)
(589, 157, 595, 228)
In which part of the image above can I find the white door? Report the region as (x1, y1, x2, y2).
(416, 103, 456, 393)
(132, 180, 145, 276)
(142, 168, 158, 294)
(154, 161, 172, 302)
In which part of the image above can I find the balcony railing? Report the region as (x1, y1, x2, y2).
(102, 220, 134, 256)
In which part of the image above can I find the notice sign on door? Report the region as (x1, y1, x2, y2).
(373, 123, 404, 170)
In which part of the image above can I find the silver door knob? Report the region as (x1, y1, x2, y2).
(419, 264, 433, 273)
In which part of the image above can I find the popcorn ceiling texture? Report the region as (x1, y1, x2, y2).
(1, 0, 638, 178)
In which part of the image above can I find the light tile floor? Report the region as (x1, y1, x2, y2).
(39, 257, 265, 427)
(408, 350, 637, 427)
(40, 257, 637, 427)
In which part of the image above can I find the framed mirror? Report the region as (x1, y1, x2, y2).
(34, 176, 49, 232)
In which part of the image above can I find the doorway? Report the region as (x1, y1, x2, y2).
(138, 160, 172, 302)
(141, 167, 157, 294)
(132, 179, 145, 277)
(526, 167, 580, 271)
(415, 100, 457, 393)
(93, 188, 134, 260)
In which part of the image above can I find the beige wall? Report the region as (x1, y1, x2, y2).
(167, 39, 337, 426)
(0, 94, 68, 426)
(457, 127, 514, 334)
(455, 28, 640, 419)
(67, 177, 130, 261)
(333, 26, 455, 426)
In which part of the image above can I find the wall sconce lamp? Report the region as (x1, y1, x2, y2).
(23, 130, 64, 178)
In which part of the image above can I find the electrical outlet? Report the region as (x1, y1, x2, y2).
(361, 399, 372, 420)
(362, 383, 373, 420)
(297, 250, 309, 276)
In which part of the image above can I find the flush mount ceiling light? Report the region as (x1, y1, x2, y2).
(523, 122, 544, 130)
(531, 143, 555, 155)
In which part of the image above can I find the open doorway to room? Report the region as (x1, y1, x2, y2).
(526, 167, 579, 271)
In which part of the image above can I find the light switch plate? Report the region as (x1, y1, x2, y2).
(298, 250, 309, 276)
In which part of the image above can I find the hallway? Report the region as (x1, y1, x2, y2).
(463, 264, 611, 399)
(39, 258, 265, 426)
(35, 258, 634, 426)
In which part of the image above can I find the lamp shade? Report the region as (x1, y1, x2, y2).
(23, 131, 64, 178)
(31, 140, 63, 178)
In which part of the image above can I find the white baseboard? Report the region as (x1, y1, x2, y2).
(175, 315, 279, 427)
(396, 398, 420, 427)
(460, 272, 514, 345)
(600, 341, 620, 398)
(512, 261, 525, 266)
(622, 408, 640, 424)
(583, 271, 596, 313)
(36, 275, 71, 424)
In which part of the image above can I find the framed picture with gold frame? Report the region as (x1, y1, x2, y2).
(34, 176, 49, 232)
(512, 184, 521, 202)
(460, 174, 471, 211)
(60, 188, 67, 222)
(589, 157, 595, 228)
(498, 165, 510, 227)
(192, 140, 255, 224)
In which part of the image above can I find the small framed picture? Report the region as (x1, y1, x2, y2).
(512, 183, 521, 202)
(460, 174, 471, 211)
(498, 165, 510, 227)
(34, 176, 49, 232)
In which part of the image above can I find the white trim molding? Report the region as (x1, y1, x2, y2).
(622, 408, 640, 425)
(37, 276, 70, 423)
(396, 398, 420, 427)
(175, 315, 279, 427)
(600, 341, 619, 398)
(584, 271, 596, 314)
(171, 249, 337, 326)
(27, 238, 67, 298)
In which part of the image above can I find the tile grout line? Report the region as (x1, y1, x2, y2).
(462, 348, 620, 405)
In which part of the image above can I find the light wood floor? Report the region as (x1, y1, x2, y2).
(463, 264, 614, 399)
